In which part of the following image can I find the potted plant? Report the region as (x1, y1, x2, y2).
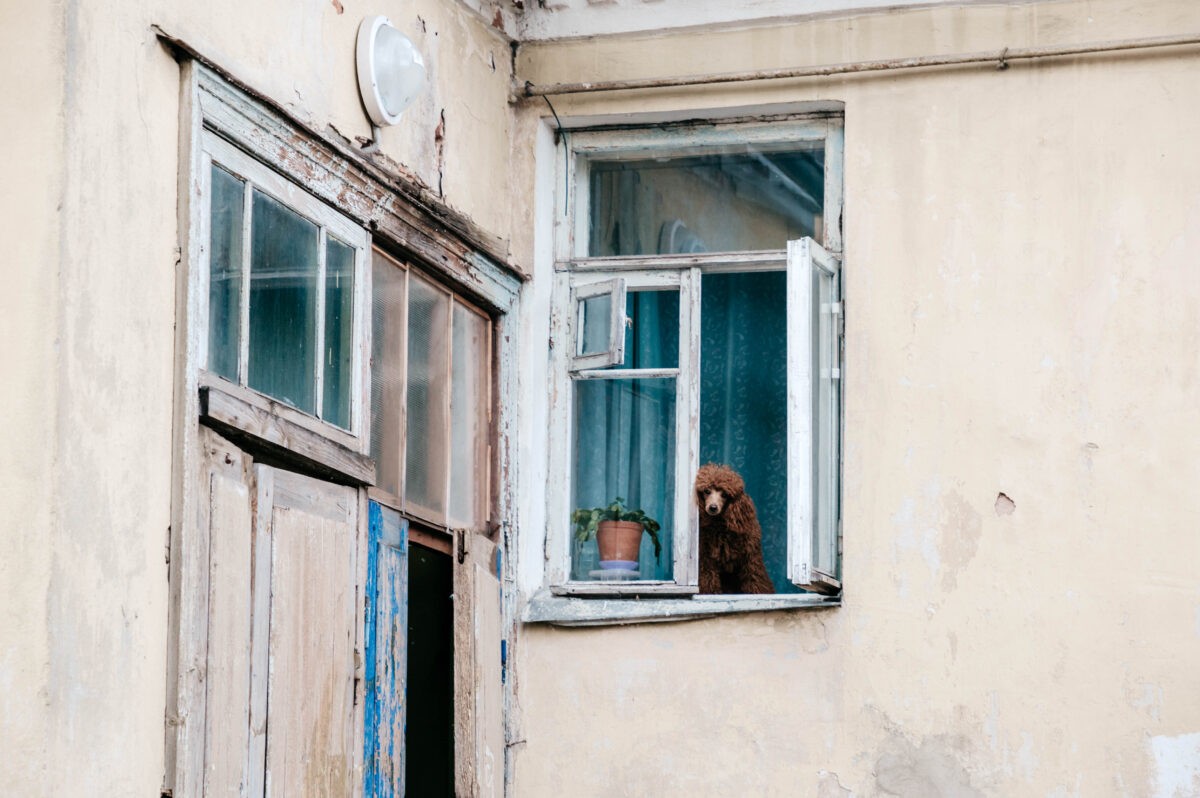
(571, 497, 662, 570)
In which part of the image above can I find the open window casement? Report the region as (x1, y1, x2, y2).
(570, 277, 627, 370)
(787, 237, 843, 595)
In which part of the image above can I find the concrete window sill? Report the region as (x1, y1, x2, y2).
(521, 590, 840, 627)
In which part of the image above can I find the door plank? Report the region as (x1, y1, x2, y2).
(199, 429, 255, 797)
(260, 468, 359, 798)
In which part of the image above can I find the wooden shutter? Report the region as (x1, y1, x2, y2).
(195, 427, 257, 797)
(454, 532, 505, 798)
(252, 466, 360, 797)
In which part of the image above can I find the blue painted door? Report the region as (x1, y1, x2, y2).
(364, 501, 408, 797)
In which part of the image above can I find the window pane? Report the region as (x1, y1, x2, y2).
(578, 293, 612, 357)
(588, 144, 824, 256)
(571, 378, 675, 581)
(323, 236, 355, 429)
(208, 164, 244, 380)
(449, 304, 489, 529)
(814, 269, 840, 579)
(406, 274, 450, 519)
(607, 289, 678, 370)
(247, 190, 319, 414)
(371, 254, 406, 498)
(700, 271, 793, 593)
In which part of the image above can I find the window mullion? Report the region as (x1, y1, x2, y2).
(398, 267, 410, 507)
(674, 266, 701, 587)
(237, 181, 253, 386)
(442, 295, 454, 523)
(315, 228, 328, 419)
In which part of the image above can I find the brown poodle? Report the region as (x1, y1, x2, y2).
(695, 463, 775, 594)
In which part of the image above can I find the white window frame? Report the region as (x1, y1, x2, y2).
(570, 277, 628, 369)
(198, 131, 372, 454)
(546, 115, 844, 597)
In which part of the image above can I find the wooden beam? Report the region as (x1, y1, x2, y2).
(200, 385, 375, 486)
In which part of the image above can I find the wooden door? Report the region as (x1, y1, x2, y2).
(363, 502, 408, 798)
(196, 427, 256, 797)
(454, 533, 504, 798)
(253, 465, 360, 798)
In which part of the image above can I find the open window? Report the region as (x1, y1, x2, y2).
(547, 115, 844, 598)
(570, 277, 627, 369)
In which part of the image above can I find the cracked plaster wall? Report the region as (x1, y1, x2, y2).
(0, 0, 519, 793)
(508, 0, 1200, 795)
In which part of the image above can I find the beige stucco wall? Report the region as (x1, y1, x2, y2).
(510, 1, 1200, 795)
(0, 0, 518, 793)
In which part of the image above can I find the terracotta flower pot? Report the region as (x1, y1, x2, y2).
(596, 520, 644, 563)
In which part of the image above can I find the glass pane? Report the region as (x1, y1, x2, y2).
(602, 289, 678, 370)
(371, 254, 406, 498)
(700, 271, 791, 593)
(814, 269, 840, 579)
(449, 303, 489, 529)
(406, 274, 450, 518)
(588, 144, 824, 256)
(247, 190, 319, 413)
(208, 164, 244, 380)
(571, 378, 675, 581)
(323, 236, 355, 429)
(578, 293, 612, 357)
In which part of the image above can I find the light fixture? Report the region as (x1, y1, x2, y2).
(356, 16, 427, 126)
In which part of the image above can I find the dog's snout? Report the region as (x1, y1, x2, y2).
(706, 503, 721, 515)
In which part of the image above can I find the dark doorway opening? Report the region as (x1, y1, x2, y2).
(405, 539, 455, 796)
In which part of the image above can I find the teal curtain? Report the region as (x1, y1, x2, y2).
(700, 271, 795, 593)
(571, 290, 679, 581)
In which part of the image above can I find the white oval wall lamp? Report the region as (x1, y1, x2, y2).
(356, 15, 427, 126)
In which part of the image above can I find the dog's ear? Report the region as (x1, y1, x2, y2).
(723, 493, 757, 535)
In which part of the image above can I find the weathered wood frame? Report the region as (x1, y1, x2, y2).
(548, 269, 700, 595)
(164, 53, 523, 798)
(199, 132, 372, 445)
(544, 115, 844, 600)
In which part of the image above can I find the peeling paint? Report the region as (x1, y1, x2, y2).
(1149, 733, 1200, 798)
(875, 731, 983, 797)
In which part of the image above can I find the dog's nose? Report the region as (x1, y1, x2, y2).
(706, 504, 720, 515)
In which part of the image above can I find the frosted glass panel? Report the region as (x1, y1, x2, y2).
(323, 236, 355, 429)
(589, 144, 824, 256)
(700, 271, 792, 593)
(571, 378, 675, 580)
(208, 164, 244, 380)
(371, 255, 406, 498)
(449, 304, 488, 528)
(406, 274, 450, 518)
(578, 293, 612, 357)
(247, 190, 319, 413)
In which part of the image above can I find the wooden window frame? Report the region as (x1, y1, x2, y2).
(546, 115, 845, 598)
(368, 249, 495, 540)
(197, 131, 372, 456)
